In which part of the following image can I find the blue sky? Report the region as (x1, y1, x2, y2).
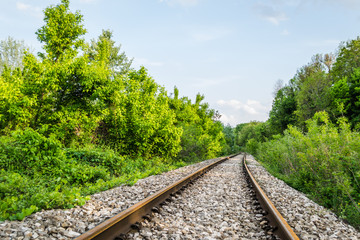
(1, 0, 360, 126)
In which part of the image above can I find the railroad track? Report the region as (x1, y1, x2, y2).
(75, 154, 299, 240)
(243, 154, 299, 240)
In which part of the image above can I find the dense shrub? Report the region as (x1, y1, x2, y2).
(1, 128, 68, 175)
(0, 128, 186, 220)
(168, 89, 227, 162)
(255, 112, 360, 228)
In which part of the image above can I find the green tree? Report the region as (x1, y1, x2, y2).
(31, 0, 117, 145)
(332, 37, 360, 81)
(0, 0, 111, 145)
(295, 69, 331, 124)
(36, 0, 86, 62)
(168, 88, 226, 161)
(330, 68, 360, 127)
(271, 54, 333, 130)
(88, 29, 132, 75)
(268, 85, 297, 134)
(221, 124, 240, 154)
(0, 68, 34, 132)
(237, 121, 264, 146)
(0, 0, 240, 222)
(235, 121, 271, 154)
(102, 67, 182, 158)
(327, 37, 360, 127)
(291, 54, 324, 92)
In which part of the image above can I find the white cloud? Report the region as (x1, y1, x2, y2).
(219, 114, 238, 126)
(217, 99, 271, 126)
(16, 2, 42, 18)
(217, 99, 269, 115)
(253, 3, 288, 25)
(159, 0, 200, 7)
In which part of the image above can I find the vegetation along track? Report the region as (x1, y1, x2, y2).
(76, 153, 298, 240)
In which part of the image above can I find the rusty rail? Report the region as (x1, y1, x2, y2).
(75, 154, 237, 240)
(243, 154, 299, 240)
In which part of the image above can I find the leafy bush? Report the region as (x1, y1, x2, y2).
(0, 128, 190, 221)
(66, 146, 125, 175)
(0, 129, 97, 220)
(1, 128, 67, 175)
(255, 112, 360, 228)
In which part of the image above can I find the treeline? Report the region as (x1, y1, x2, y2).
(0, 0, 235, 220)
(237, 37, 360, 228)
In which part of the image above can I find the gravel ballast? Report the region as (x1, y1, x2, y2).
(0, 158, 220, 240)
(1, 154, 360, 239)
(125, 154, 274, 240)
(246, 154, 360, 240)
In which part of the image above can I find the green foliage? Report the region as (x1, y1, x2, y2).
(268, 54, 335, 132)
(0, 129, 89, 220)
(332, 37, 360, 81)
(245, 36, 360, 230)
(239, 33, 360, 231)
(88, 29, 132, 75)
(169, 88, 227, 162)
(0, 129, 188, 220)
(66, 146, 125, 175)
(255, 112, 360, 228)
(0, 128, 66, 175)
(221, 124, 241, 155)
(235, 121, 271, 154)
(0, 68, 34, 132)
(330, 77, 350, 116)
(36, 0, 86, 62)
(295, 69, 331, 124)
(282, 39, 360, 128)
(100, 67, 182, 158)
(0, 0, 230, 161)
(0, 0, 233, 221)
(330, 68, 360, 127)
(268, 85, 297, 134)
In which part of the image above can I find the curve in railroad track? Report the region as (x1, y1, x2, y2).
(75, 153, 299, 240)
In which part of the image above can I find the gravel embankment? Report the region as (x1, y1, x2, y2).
(125, 155, 275, 240)
(0, 158, 221, 240)
(246, 155, 360, 240)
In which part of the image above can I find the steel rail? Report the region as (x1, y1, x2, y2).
(75, 154, 237, 240)
(243, 154, 299, 240)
